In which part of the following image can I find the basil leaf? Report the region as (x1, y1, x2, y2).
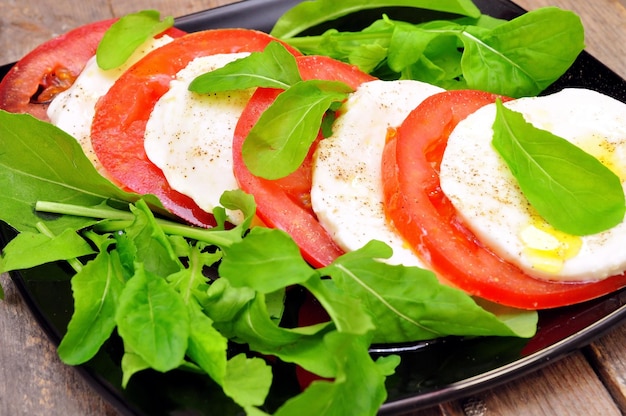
(492, 99, 625, 235)
(271, 0, 481, 39)
(242, 79, 353, 179)
(97, 10, 174, 70)
(460, 7, 584, 97)
(189, 41, 302, 93)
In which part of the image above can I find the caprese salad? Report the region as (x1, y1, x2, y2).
(1, 1, 626, 414)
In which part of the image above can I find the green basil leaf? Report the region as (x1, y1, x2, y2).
(242, 79, 352, 179)
(189, 41, 302, 93)
(460, 7, 584, 97)
(492, 99, 625, 235)
(97, 10, 174, 70)
(271, 0, 481, 39)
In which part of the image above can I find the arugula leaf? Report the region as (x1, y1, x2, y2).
(0, 111, 162, 234)
(281, 7, 583, 97)
(323, 240, 537, 342)
(58, 247, 126, 365)
(303, 277, 376, 336)
(242, 80, 353, 179)
(274, 332, 399, 416)
(270, 0, 481, 38)
(206, 280, 338, 378)
(120, 348, 151, 388)
(116, 263, 189, 372)
(125, 200, 182, 276)
(185, 299, 229, 384)
(223, 354, 273, 409)
(189, 41, 302, 93)
(459, 7, 584, 97)
(220, 227, 316, 293)
(96, 10, 174, 70)
(0, 228, 94, 273)
(492, 100, 625, 236)
(186, 300, 273, 411)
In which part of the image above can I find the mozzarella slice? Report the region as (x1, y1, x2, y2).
(47, 35, 174, 173)
(311, 80, 444, 267)
(143, 53, 251, 224)
(440, 88, 626, 282)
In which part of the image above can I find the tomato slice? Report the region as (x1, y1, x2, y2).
(232, 55, 376, 268)
(382, 89, 626, 309)
(0, 20, 186, 121)
(0, 19, 116, 120)
(91, 29, 298, 227)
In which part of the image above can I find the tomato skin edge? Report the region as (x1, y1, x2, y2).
(382, 89, 626, 310)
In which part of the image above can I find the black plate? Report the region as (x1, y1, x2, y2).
(2, 0, 626, 415)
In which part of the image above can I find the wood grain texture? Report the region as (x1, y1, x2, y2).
(0, 274, 120, 415)
(1, 1, 626, 415)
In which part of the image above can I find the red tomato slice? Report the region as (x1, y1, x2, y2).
(0, 19, 117, 120)
(232, 55, 376, 268)
(0, 20, 185, 121)
(382, 89, 626, 309)
(91, 29, 298, 227)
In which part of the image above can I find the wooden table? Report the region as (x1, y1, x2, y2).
(1, 0, 626, 415)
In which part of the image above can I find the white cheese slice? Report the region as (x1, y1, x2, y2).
(47, 35, 174, 173)
(143, 53, 252, 224)
(311, 79, 444, 267)
(440, 88, 626, 282)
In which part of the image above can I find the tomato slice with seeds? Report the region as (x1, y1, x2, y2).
(382, 89, 626, 309)
(0, 19, 117, 120)
(0, 20, 185, 120)
(91, 29, 299, 227)
(233, 55, 376, 268)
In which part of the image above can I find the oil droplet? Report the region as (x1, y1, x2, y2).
(519, 215, 582, 274)
(577, 133, 625, 180)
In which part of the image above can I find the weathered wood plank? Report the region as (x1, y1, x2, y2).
(0, 274, 120, 415)
(585, 322, 626, 413)
(446, 352, 621, 416)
